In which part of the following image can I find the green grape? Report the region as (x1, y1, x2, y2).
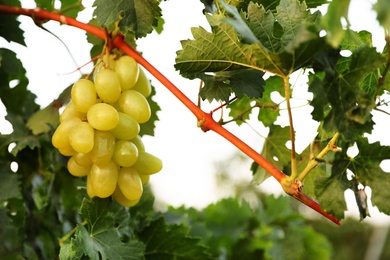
(90, 160, 118, 198)
(110, 112, 140, 140)
(132, 66, 152, 97)
(60, 101, 86, 123)
(73, 152, 93, 166)
(115, 55, 139, 90)
(71, 79, 97, 113)
(67, 156, 90, 177)
(139, 174, 150, 185)
(113, 140, 138, 167)
(94, 68, 121, 103)
(90, 131, 115, 166)
(92, 54, 117, 81)
(86, 174, 95, 198)
(69, 122, 95, 153)
(58, 146, 76, 157)
(130, 135, 145, 152)
(87, 103, 119, 131)
(132, 151, 162, 175)
(112, 185, 140, 207)
(117, 90, 151, 123)
(117, 167, 143, 201)
(52, 117, 82, 149)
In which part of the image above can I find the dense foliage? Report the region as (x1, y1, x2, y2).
(0, 0, 390, 259)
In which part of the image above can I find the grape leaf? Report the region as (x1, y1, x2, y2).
(139, 85, 160, 136)
(137, 217, 212, 260)
(26, 102, 60, 135)
(349, 138, 390, 215)
(198, 69, 265, 102)
(252, 124, 292, 185)
(321, 0, 351, 48)
(63, 198, 145, 260)
(0, 166, 22, 201)
(257, 75, 283, 126)
(310, 45, 385, 140)
(227, 96, 253, 125)
(0, 0, 25, 46)
(373, 0, 390, 30)
(93, 0, 162, 38)
(238, 0, 328, 12)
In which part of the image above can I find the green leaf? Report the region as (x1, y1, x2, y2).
(321, 0, 351, 48)
(93, 0, 162, 38)
(0, 169, 22, 202)
(0, 0, 25, 46)
(314, 152, 350, 220)
(252, 124, 291, 185)
(227, 96, 253, 125)
(138, 217, 212, 260)
(26, 102, 60, 135)
(374, 0, 390, 30)
(349, 138, 390, 215)
(257, 75, 283, 126)
(199, 69, 265, 102)
(64, 198, 145, 260)
(139, 85, 160, 136)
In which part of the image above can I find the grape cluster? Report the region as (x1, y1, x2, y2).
(52, 54, 162, 207)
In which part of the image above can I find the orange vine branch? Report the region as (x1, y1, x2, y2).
(0, 5, 340, 225)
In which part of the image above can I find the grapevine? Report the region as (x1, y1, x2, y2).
(52, 51, 162, 207)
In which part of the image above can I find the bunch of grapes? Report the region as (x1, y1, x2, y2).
(52, 53, 162, 207)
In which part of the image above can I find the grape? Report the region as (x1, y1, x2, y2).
(115, 55, 139, 90)
(86, 174, 95, 198)
(132, 67, 152, 97)
(69, 122, 95, 153)
(94, 68, 121, 103)
(139, 174, 150, 185)
(58, 146, 76, 157)
(132, 151, 162, 175)
(130, 135, 145, 152)
(71, 79, 97, 113)
(113, 141, 138, 167)
(73, 152, 93, 166)
(117, 90, 151, 123)
(110, 112, 140, 140)
(87, 103, 119, 131)
(60, 101, 86, 123)
(90, 131, 115, 166)
(52, 117, 82, 149)
(67, 156, 90, 177)
(112, 185, 140, 207)
(90, 160, 118, 198)
(117, 167, 143, 201)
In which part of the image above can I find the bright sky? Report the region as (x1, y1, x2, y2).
(1, 0, 390, 225)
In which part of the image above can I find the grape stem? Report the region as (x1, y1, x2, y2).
(0, 5, 340, 225)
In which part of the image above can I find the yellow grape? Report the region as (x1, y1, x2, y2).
(73, 152, 93, 166)
(117, 90, 151, 123)
(139, 174, 150, 185)
(94, 68, 121, 103)
(110, 112, 140, 140)
(58, 146, 76, 157)
(115, 55, 139, 90)
(87, 103, 119, 131)
(113, 140, 138, 167)
(86, 174, 95, 198)
(112, 185, 140, 207)
(60, 101, 86, 123)
(132, 151, 162, 175)
(132, 66, 152, 97)
(130, 135, 145, 152)
(117, 167, 143, 201)
(69, 122, 95, 154)
(52, 117, 82, 149)
(90, 160, 118, 198)
(71, 79, 97, 113)
(90, 131, 115, 166)
(67, 156, 90, 177)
